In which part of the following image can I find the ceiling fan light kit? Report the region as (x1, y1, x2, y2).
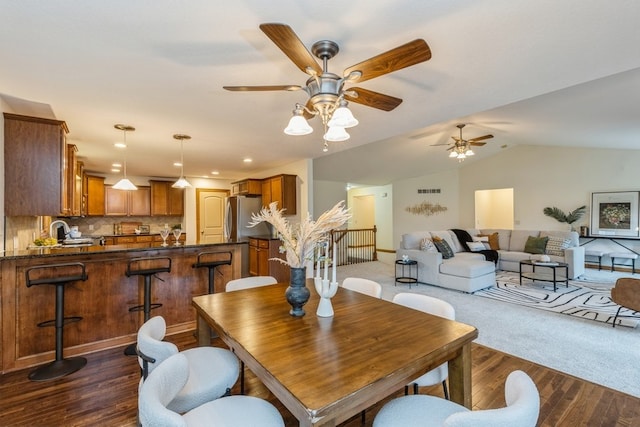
(112, 124, 138, 191)
(224, 23, 432, 151)
(446, 124, 492, 162)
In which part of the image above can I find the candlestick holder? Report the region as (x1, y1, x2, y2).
(314, 276, 339, 317)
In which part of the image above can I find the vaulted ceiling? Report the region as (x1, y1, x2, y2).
(1, 1, 639, 185)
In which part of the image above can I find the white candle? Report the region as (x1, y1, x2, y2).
(332, 240, 337, 283)
(316, 244, 321, 277)
(324, 241, 329, 280)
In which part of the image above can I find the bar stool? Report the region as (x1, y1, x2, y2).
(124, 256, 172, 355)
(585, 250, 605, 271)
(192, 251, 232, 294)
(25, 262, 88, 381)
(610, 252, 637, 274)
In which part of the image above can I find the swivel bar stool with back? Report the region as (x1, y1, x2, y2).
(124, 256, 172, 356)
(191, 251, 233, 294)
(25, 262, 88, 381)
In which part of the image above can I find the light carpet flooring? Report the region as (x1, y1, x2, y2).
(335, 261, 640, 398)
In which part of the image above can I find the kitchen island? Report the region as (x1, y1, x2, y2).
(0, 240, 246, 373)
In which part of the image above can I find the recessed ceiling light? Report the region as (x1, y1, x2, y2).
(111, 168, 121, 173)
(211, 171, 219, 175)
(114, 142, 126, 148)
(173, 162, 182, 167)
(112, 162, 122, 168)
(243, 158, 252, 163)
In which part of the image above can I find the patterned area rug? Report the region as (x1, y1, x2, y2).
(475, 271, 640, 327)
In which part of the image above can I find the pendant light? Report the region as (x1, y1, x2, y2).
(112, 124, 138, 190)
(172, 134, 192, 188)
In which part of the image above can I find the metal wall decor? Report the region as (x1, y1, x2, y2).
(405, 201, 448, 217)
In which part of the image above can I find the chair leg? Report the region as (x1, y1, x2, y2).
(442, 380, 449, 400)
(413, 383, 419, 394)
(361, 410, 366, 424)
(240, 361, 245, 394)
(404, 385, 409, 395)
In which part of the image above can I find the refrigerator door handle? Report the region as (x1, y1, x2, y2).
(223, 200, 231, 240)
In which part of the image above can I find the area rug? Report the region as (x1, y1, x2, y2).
(475, 272, 640, 327)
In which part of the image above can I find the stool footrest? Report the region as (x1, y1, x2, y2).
(128, 303, 162, 313)
(37, 316, 83, 328)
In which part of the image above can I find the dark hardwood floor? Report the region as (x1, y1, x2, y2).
(1, 331, 638, 426)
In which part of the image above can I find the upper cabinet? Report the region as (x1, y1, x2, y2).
(105, 185, 151, 216)
(84, 175, 105, 216)
(262, 174, 297, 215)
(231, 179, 262, 197)
(4, 113, 70, 216)
(150, 180, 184, 216)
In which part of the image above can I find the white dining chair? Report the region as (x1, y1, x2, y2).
(373, 370, 540, 427)
(225, 276, 277, 292)
(139, 352, 285, 427)
(137, 316, 240, 414)
(392, 293, 455, 398)
(342, 277, 383, 298)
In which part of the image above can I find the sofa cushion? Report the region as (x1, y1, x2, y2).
(524, 235, 549, 254)
(477, 232, 500, 250)
(467, 241, 486, 252)
(432, 236, 455, 259)
(540, 230, 579, 247)
(480, 229, 511, 251)
(401, 232, 432, 250)
(498, 250, 531, 263)
(510, 230, 540, 252)
(420, 237, 437, 252)
(545, 235, 572, 256)
(440, 259, 495, 278)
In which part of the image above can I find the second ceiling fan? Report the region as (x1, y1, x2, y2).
(223, 23, 432, 145)
(436, 124, 494, 161)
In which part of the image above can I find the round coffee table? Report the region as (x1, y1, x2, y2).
(519, 259, 568, 292)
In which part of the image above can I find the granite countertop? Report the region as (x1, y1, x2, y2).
(1, 239, 248, 260)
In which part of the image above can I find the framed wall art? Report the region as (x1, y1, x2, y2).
(591, 191, 639, 237)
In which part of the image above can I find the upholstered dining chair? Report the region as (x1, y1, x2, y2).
(225, 276, 277, 292)
(342, 277, 383, 298)
(392, 293, 455, 398)
(139, 352, 284, 427)
(611, 277, 640, 327)
(137, 316, 240, 414)
(373, 370, 540, 427)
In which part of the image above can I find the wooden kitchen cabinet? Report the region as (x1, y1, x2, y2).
(150, 180, 184, 216)
(248, 237, 290, 282)
(105, 185, 151, 216)
(3, 113, 70, 216)
(66, 144, 82, 217)
(84, 175, 105, 216)
(231, 179, 262, 196)
(261, 174, 297, 215)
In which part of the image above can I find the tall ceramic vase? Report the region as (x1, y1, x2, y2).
(314, 277, 338, 317)
(286, 267, 310, 317)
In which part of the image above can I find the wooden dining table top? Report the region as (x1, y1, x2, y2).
(192, 281, 478, 426)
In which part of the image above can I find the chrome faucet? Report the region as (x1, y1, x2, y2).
(49, 220, 71, 241)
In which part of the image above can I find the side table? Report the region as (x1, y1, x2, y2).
(395, 259, 418, 288)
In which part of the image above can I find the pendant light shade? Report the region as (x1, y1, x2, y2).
(324, 126, 350, 142)
(284, 104, 313, 135)
(327, 99, 358, 128)
(113, 124, 138, 191)
(172, 134, 192, 189)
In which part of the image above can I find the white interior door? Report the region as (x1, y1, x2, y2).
(352, 195, 375, 229)
(197, 189, 228, 243)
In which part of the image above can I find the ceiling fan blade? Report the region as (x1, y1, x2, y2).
(260, 23, 322, 76)
(469, 141, 487, 147)
(343, 39, 432, 83)
(467, 134, 494, 143)
(223, 85, 303, 92)
(344, 87, 403, 111)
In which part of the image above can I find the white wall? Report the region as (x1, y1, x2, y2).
(313, 180, 348, 219)
(348, 185, 393, 251)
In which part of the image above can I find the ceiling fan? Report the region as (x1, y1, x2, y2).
(435, 124, 493, 161)
(223, 23, 432, 148)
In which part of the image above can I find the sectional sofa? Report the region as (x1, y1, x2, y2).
(396, 228, 585, 293)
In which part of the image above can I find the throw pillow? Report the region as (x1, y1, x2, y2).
(467, 241, 486, 252)
(432, 236, 455, 259)
(524, 235, 549, 254)
(478, 232, 500, 250)
(546, 235, 572, 257)
(420, 237, 437, 252)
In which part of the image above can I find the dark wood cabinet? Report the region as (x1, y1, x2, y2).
(248, 237, 290, 282)
(66, 144, 82, 216)
(261, 174, 297, 215)
(3, 113, 69, 216)
(105, 185, 150, 216)
(84, 175, 105, 216)
(150, 180, 184, 216)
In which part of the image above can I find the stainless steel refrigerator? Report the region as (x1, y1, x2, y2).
(224, 196, 269, 276)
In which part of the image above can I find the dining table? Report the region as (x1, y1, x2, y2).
(192, 280, 478, 427)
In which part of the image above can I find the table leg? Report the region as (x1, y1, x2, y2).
(553, 267, 557, 292)
(196, 314, 211, 346)
(448, 342, 473, 409)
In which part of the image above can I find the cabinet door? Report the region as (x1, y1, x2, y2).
(168, 186, 184, 216)
(86, 175, 105, 216)
(249, 242, 259, 276)
(3, 113, 68, 216)
(74, 160, 84, 216)
(257, 247, 270, 276)
(262, 179, 272, 208)
(104, 186, 128, 216)
(129, 186, 151, 216)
